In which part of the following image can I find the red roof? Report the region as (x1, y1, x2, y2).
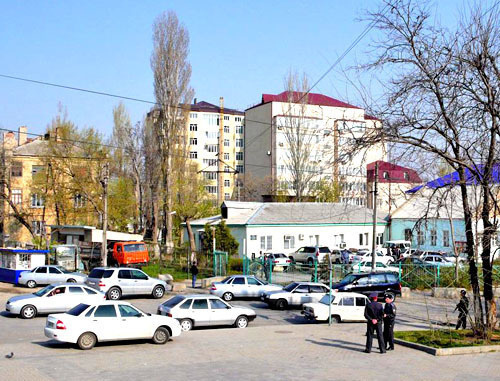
(260, 91, 361, 109)
(367, 160, 422, 183)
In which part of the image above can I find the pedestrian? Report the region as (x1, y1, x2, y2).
(455, 290, 469, 329)
(383, 293, 397, 351)
(190, 261, 199, 288)
(364, 292, 386, 354)
(341, 249, 349, 264)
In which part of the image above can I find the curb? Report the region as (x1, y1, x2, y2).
(394, 338, 500, 356)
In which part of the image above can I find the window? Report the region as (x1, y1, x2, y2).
(223, 139, 230, 147)
(49, 267, 62, 274)
(73, 194, 85, 208)
(179, 299, 192, 309)
(35, 267, 47, 273)
(359, 233, 363, 246)
(294, 285, 309, 293)
(260, 236, 265, 250)
(236, 152, 243, 161)
(32, 165, 44, 176)
(224, 165, 230, 173)
(192, 299, 208, 309)
(11, 189, 21, 205)
(31, 194, 44, 208)
(250, 235, 257, 240)
(236, 165, 244, 173)
(266, 236, 272, 250)
(247, 278, 262, 286)
(224, 180, 230, 187)
(232, 277, 245, 285)
(189, 113, 197, 119)
(209, 299, 228, 309)
(205, 144, 218, 153)
(189, 123, 197, 131)
(430, 230, 437, 246)
(224, 193, 230, 200)
(85, 306, 96, 317)
(84, 287, 97, 295)
(236, 139, 243, 147)
(224, 126, 230, 133)
(67, 303, 89, 316)
(68, 286, 84, 294)
(190, 138, 197, 145)
(310, 285, 325, 293)
(370, 274, 387, 284)
(404, 172, 409, 180)
(131, 270, 148, 280)
(118, 269, 132, 279)
(235, 117, 242, 122)
(236, 125, 243, 134)
(404, 228, 412, 242)
(190, 151, 198, 159)
(355, 297, 366, 306)
(224, 115, 230, 121)
(32, 221, 45, 235)
(417, 230, 425, 245)
(443, 230, 450, 247)
(284, 235, 295, 249)
(11, 162, 22, 177)
(118, 304, 141, 317)
(341, 297, 354, 306)
(94, 305, 117, 318)
(224, 153, 230, 160)
(205, 186, 217, 194)
(383, 171, 389, 179)
(204, 172, 217, 180)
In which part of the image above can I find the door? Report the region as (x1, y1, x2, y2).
(43, 286, 69, 312)
(91, 304, 120, 341)
(228, 276, 247, 297)
(369, 274, 388, 296)
(131, 269, 152, 295)
(117, 304, 149, 339)
(354, 297, 367, 321)
(48, 266, 65, 283)
(67, 286, 89, 308)
(338, 296, 355, 320)
(117, 269, 135, 295)
(309, 285, 328, 303)
(351, 276, 369, 294)
(33, 266, 48, 284)
(290, 284, 310, 305)
(208, 298, 233, 326)
(191, 298, 211, 326)
(246, 277, 263, 297)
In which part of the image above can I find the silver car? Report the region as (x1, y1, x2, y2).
(18, 265, 87, 288)
(261, 281, 330, 310)
(157, 294, 256, 331)
(85, 267, 167, 300)
(5, 283, 105, 319)
(210, 275, 282, 301)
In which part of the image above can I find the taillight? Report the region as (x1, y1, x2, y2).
(399, 283, 402, 291)
(167, 313, 172, 317)
(286, 260, 291, 263)
(273, 261, 278, 264)
(211, 284, 217, 290)
(56, 320, 66, 330)
(98, 282, 105, 287)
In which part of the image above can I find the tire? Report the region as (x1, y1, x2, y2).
(180, 319, 193, 332)
(77, 332, 97, 350)
(331, 315, 341, 324)
(67, 278, 76, 283)
(307, 258, 314, 267)
(152, 285, 165, 299)
(276, 299, 288, 310)
(107, 287, 122, 300)
(26, 280, 36, 288)
(152, 327, 170, 344)
(20, 304, 37, 319)
(222, 292, 233, 301)
(289, 256, 295, 264)
(234, 315, 249, 329)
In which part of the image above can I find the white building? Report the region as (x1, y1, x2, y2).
(244, 91, 387, 205)
(184, 201, 387, 258)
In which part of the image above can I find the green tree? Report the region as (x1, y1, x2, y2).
(311, 179, 341, 202)
(108, 177, 136, 231)
(202, 220, 239, 256)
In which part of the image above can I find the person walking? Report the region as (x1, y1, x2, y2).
(364, 292, 386, 354)
(383, 294, 397, 351)
(455, 290, 469, 329)
(190, 261, 199, 289)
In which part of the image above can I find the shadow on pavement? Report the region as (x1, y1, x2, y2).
(0, 311, 18, 319)
(305, 338, 365, 352)
(33, 338, 155, 349)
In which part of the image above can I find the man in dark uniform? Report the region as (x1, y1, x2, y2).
(455, 290, 469, 329)
(383, 294, 397, 350)
(364, 292, 386, 353)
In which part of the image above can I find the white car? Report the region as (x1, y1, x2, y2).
(18, 265, 87, 288)
(302, 292, 369, 323)
(261, 282, 330, 310)
(264, 253, 292, 268)
(6, 283, 106, 319)
(420, 253, 455, 267)
(352, 251, 394, 265)
(351, 261, 399, 273)
(158, 294, 256, 331)
(210, 275, 282, 301)
(44, 301, 181, 350)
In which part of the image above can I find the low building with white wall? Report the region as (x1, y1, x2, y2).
(184, 201, 387, 258)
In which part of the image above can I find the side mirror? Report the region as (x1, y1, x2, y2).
(352, 281, 358, 286)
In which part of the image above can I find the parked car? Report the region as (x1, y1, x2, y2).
(85, 267, 166, 300)
(331, 272, 401, 299)
(350, 261, 399, 273)
(5, 283, 106, 319)
(261, 281, 330, 310)
(395, 256, 428, 266)
(420, 254, 455, 267)
(351, 251, 394, 265)
(263, 253, 292, 268)
(442, 252, 468, 264)
(18, 265, 87, 288)
(210, 275, 282, 301)
(157, 294, 256, 331)
(108, 241, 149, 267)
(302, 292, 369, 323)
(288, 246, 331, 265)
(44, 301, 181, 350)
(330, 248, 353, 264)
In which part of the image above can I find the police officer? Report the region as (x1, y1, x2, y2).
(383, 293, 397, 351)
(364, 292, 386, 354)
(455, 290, 469, 329)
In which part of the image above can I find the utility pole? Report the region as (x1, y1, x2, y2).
(371, 162, 378, 271)
(218, 97, 224, 206)
(101, 162, 109, 267)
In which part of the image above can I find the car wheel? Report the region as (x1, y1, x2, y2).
(77, 332, 97, 350)
(26, 280, 36, 288)
(20, 305, 37, 319)
(107, 287, 122, 300)
(234, 315, 249, 328)
(67, 278, 76, 283)
(289, 256, 295, 264)
(331, 315, 341, 324)
(180, 319, 193, 332)
(222, 292, 233, 301)
(307, 258, 314, 267)
(152, 327, 170, 344)
(152, 285, 165, 299)
(276, 299, 288, 310)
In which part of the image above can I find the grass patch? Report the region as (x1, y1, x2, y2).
(394, 330, 500, 348)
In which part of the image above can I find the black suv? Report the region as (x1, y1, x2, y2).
(331, 272, 401, 298)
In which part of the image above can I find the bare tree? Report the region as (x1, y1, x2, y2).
(151, 11, 194, 253)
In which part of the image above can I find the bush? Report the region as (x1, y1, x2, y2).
(229, 257, 243, 272)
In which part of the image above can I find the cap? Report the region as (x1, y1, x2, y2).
(369, 292, 378, 299)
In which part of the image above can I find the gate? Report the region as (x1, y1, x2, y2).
(213, 250, 228, 277)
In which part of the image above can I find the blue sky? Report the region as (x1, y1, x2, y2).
(0, 0, 475, 138)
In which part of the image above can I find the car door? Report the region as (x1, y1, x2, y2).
(191, 298, 211, 326)
(228, 276, 246, 297)
(351, 275, 369, 294)
(131, 269, 153, 295)
(43, 286, 69, 312)
(90, 304, 120, 341)
(246, 277, 263, 297)
(208, 298, 233, 326)
(339, 296, 355, 320)
(67, 286, 92, 309)
(117, 269, 135, 295)
(309, 285, 328, 303)
(369, 274, 387, 296)
(117, 304, 150, 339)
(290, 284, 309, 305)
(33, 266, 48, 284)
(48, 267, 65, 283)
(354, 296, 367, 321)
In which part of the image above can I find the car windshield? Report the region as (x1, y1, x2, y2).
(67, 303, 90, 316)
(338, 275, 357, 285)
(319, 247, 330, 253)
(319, 295, 336, 305)
(34, 285, 55, 297)
(255, 277, 267, 285)
(283, 282, 299, 292)
(275, 254, 286, 258)
(220, 277, 232, 284)
(55, 266, 71, 274)
(162, 295, 185, 308)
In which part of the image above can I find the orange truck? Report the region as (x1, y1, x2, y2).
(110, 241, 149, 266)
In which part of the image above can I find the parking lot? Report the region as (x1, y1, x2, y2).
(1, 287, 499, 381)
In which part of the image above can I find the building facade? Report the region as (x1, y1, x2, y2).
(244, 91, 387, 204)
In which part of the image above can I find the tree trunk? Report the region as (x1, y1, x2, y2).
(186, 218, 197, 263)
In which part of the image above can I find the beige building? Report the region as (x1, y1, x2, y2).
(244, 91, 387, 204)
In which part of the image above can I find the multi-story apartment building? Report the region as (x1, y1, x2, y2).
(187, 99, 245, 203)
(244, 91, 387, 204)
